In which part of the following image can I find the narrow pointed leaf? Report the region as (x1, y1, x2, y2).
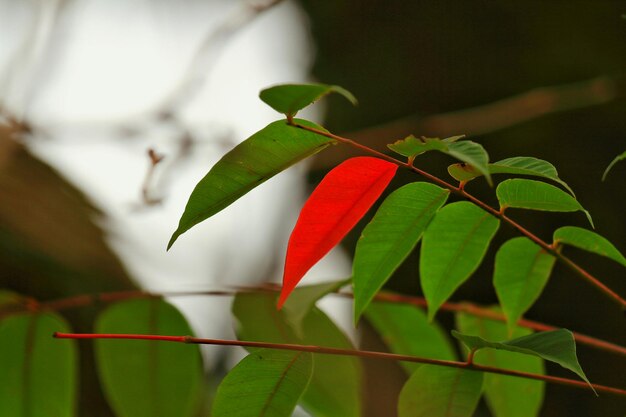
(211, 349, 313, 417)
(494, 238, 556, 332)
(95, 299, 203, 417)
(448, 156, 574, 196)
(554, 226, 626, 268)
(420, 202, 500, 320)
(496, 179, 593, 227)
(365, 300, 457, 374)
(353, 182, 449, 322)
(388, 137, 491, 184)
(260, 83, 357, 117)
(0, 312, 77, 417)
(602, 150, 626, 181)
(398, 365, 483, 417)
(456, 312, 544, 417)
(233, 292, 362, 417)
(451, 329, 592, 389)
(280, 156, 398, 308)
(168, 119, 334, 249)
(282, 279, 349, 336)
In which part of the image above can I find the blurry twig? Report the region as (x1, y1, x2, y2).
(312, 75, 621, 169)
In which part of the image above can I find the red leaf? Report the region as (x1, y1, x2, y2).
(278, 156, 398, 308)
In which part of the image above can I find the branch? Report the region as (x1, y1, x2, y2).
(293, 122, 626, 310)
(53, 332, 626, 397)
(2, 287, 624, 357)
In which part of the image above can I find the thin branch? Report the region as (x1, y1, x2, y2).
(292, 122, 626, 310)
(2, 287, 624, 357)
(53, 332, 626, 397)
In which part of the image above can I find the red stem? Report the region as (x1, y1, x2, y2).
(3, 287, 624, 357)
(53, 332, 626, 397)
(292, 122, 626, 310)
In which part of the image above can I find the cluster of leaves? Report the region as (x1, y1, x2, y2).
(2, 84, 624, 417)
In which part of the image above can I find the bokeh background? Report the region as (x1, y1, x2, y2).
(1, 1, 625, 416)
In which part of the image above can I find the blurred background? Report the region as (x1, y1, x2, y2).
(1, 0, 625, 416)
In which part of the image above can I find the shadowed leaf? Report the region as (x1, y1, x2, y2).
(365, 300, 457, 374)
(212, 349, 313, 417)
(0, 312, 77, 417)
(456, 311, 544, 417)
(95, 299, 203, 417)
(398, 365, 483, 417)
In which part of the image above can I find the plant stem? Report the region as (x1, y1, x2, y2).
(3, 287, 624, 357)
(292, 122, 626, 310)
(53, 332, 626, 397)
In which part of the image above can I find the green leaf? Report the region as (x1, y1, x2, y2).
(0, 290, 22, 307)
(448, 156, 575, 196)
(233, 292, 362, 417)
(553, 226, 626, 268)
(168, 119, 333, 249)
(353, 182, 449, 322)
(365, 300, 456, 374)
(0, 312, 77, 417)
(211, 349, 313, 417)
(259, 83, 357, 117)
(95, 299, 203, 417)
(456, 311, 544, 417)
(398, 365, 483, 417)
(494, 238, 556, 332)
(388, 137, 491, 185)
(420, 202, 500, 320)
(282, 279, 349, 336)
(451, 329, 593, 390)
(602, 150, 626, 181)
(496, 179, 593, 227)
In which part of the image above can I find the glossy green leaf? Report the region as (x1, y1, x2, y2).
(168, 119, 333, 249)
(260, 83, 357, 117)
(0, 312, 77, 417)
(448, 156, 574, 195)
(494, 238, 556, 332)
(420, 202, 500, 320)
(353, 182, 449, 322)
(496, 179, 593, 227)
(388, 137, 491, 184)
(452, 329, 592, 390)
(233, 292, 362, 417)
(554, 226, 626, 268)
(95, 299, 203, 417)
(365, 300, 456, 374)
(602, 150, 626, 181)
(456, 311, 544, 417)
(282, 279, 348, 336)
(212, 349, 313, 417)
(398, 365, 483, 417)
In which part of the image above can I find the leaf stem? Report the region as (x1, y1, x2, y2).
(53, 332, 626, 397)
(3, 287, 624, 357)
(291, 122, 626, 310)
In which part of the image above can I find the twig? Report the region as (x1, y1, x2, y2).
(292, 122, 626, 310)
(2, 287, 624, 357)
(53, 332, 626, 397)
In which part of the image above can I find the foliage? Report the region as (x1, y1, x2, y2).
(1, 83, 625, 417)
